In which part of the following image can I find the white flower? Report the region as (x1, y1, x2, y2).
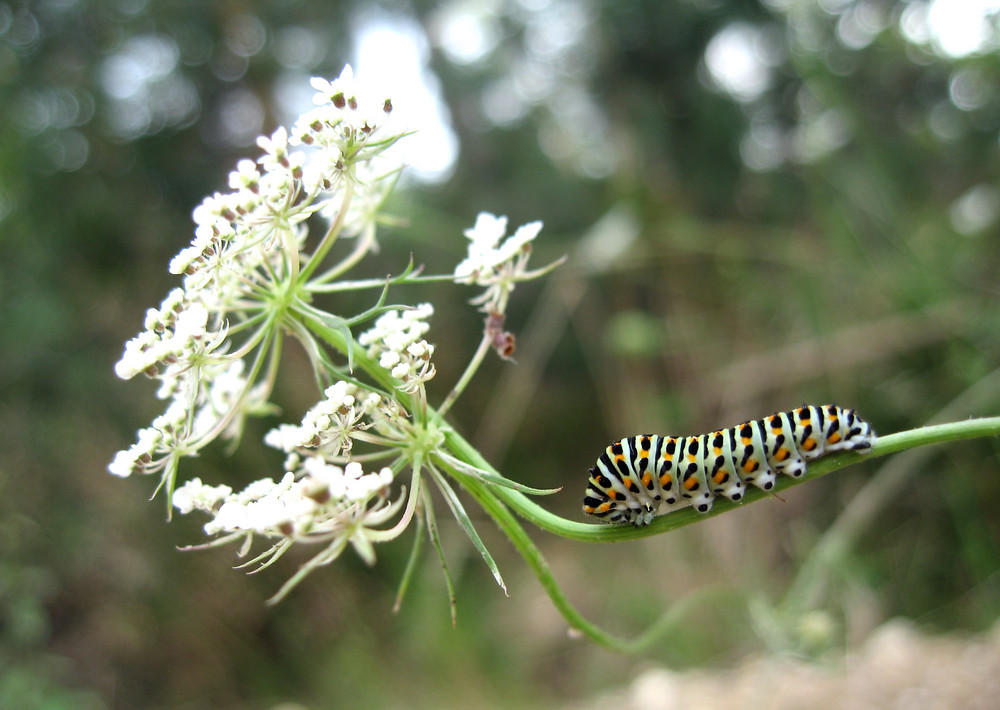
(192, 461, 401, 596)
(359, 305, 436, 390)
(168, 225, 217, 275)
(228, 159, 261, 193)
(293, 66, 395, 162)
(454, 213, 542, 286)
(107, 426, 162, 477)
(113, 291, 220, 382)
(453, 212, 548, 315)
(110, 65, 419, 601)
(310, 66, 359, 108)
(184, 461, 397, 553)
(263, 381, 385, 457)
(379, 350, 401, 370)
(192, 192, 237, 226)
(114, 330, 161, 380)
(263, 424, 305, 453)
(499, 221, 543, 261)
(172, 477, 233, 514)
(256, 126, 304, 176)
(171, 302, 209, 344)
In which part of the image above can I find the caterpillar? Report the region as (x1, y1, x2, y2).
(583, 404, 875, 527)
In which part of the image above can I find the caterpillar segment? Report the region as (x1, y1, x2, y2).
(583, 405, 875, 527)
(764, 411, 808, 478)
(678, 435, 715, 513)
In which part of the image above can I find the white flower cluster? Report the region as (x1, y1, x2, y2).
(108, 419, 165, 478)
(110, 65, 404, 484)
(169, 125, 318, 293)
(454, 212, 543, 311)
(108, 360, 261, 478)
(172, 461, 395, 542)
(114, 290, 215, 381)
(293, 67, 394, 160)
(358, 304, 436, 392)
(171, 476, 233, 514)
(173, 462, 399, 596)
(110, 63, 566, 604)
(263, 380, 382, 459)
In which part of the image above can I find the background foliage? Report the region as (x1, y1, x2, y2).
(2, 0, 999, 707)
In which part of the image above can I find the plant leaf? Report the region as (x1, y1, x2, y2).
(422, 485, 458, 625)
(434, 450, 561, 495)
(428, 465, 508, 596)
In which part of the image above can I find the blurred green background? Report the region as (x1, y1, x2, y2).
(2, 0, 1000, 707)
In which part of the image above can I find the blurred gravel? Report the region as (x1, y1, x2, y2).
(576, 619, 1000, 710)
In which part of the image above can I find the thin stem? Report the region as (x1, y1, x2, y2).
(451, 467, 636, 650)
(434, 330, 493, 423)
(318, 217, 376, 283)
(190, 323, 280, 449)
(283, 218, 300, 286)
(783, 373, 1000, 613)
(308, 272, 459, 293)
(298, 180, 355, 283)
(393, 498, 425, 614)
(366, 464, 422, 542)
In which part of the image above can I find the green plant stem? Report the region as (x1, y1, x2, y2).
(298, 180, 354, 283)
(302, 307, 1000, 647)
(434, 330, 493, 423)
(782, 376, 1000, 615)
(444, 429, 762, 651)
(450, 419, 1000, 543)
(303, 315, 634, 644)
(450, 461, 637, 651)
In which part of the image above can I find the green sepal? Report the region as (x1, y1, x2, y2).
(393, 500, 425, 614)
(435, 450, 561, 496)
(422, 485, 458, 625)
(428, 465, 508, 596)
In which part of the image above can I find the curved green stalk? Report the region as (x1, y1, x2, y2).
(450, 459, 759, 651)
(451, 468, 637, 651)
(446, 418, 1000, 649)
(299, 305, 1000, 648)
(782, 375, 1000, 616)
(447, 419, 1000, 543)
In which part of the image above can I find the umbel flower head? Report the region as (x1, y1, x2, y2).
(110, 65, 562, 606)
(455, 213, 544, 313)
(110, 65, 400, 480)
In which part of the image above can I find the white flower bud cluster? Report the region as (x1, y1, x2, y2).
(172, 462, 395, 540)
(454, 212, 543, 311)
(171, 477, 233, 514)
(263, 380, 382, 459)
(108, 361, 261, 479)
(115, 290, 213, 380)
(358, 304, 436, 392)
(108, 424, 163, 478)
(115, 64, 398, 387)
(111, 65, 406, 487)
(292, 67, 394, 165)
